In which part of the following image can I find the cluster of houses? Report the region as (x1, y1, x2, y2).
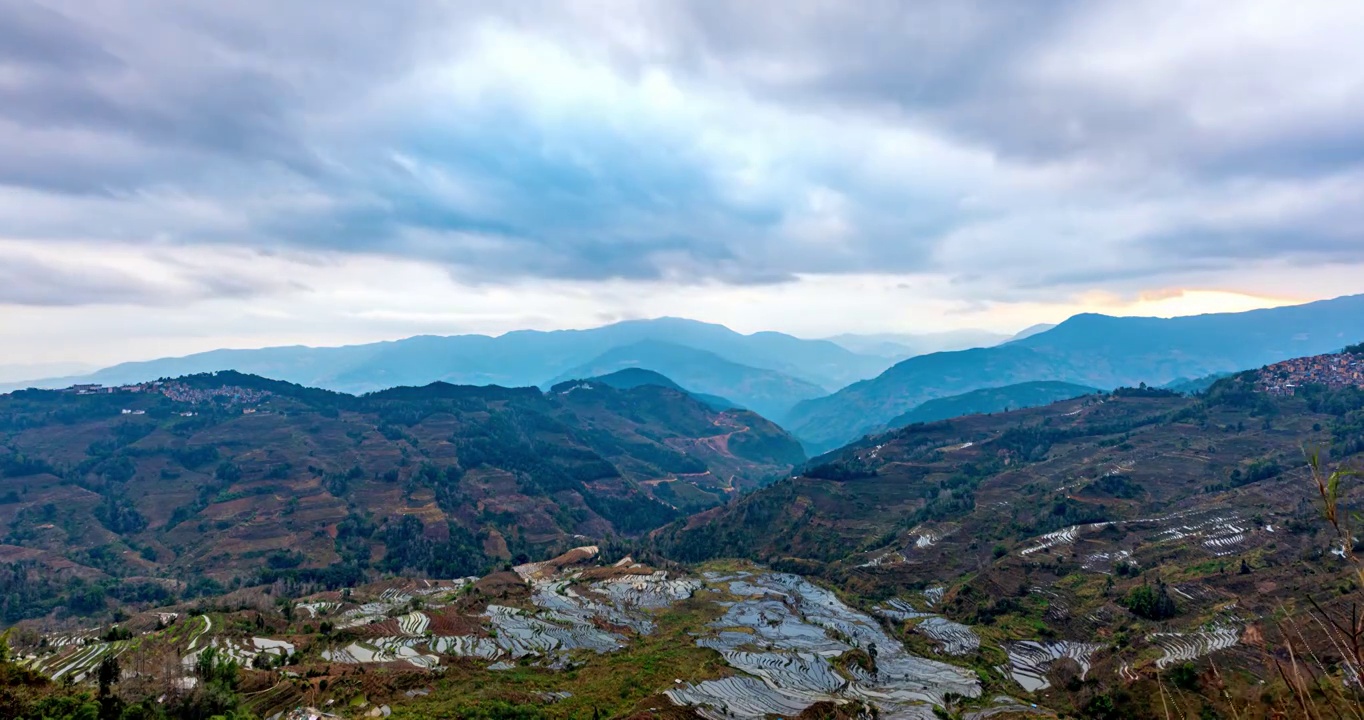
(63, 381, 272, 407)
(1256, 350, 1364, 396)
(159, 382, 270, 405)
(66, 381, 163, 395)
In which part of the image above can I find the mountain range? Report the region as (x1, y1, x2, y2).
(0, 319, 897, 423)
(0, 371, 804, 584)
(6, 294, 1364, 455)
(5, 341, 1364, 720)
(787, 293, 1364, 451)
(0, 361, 96, 384)
(547, 340, 826, 422)
(822, 329, 1014, 359)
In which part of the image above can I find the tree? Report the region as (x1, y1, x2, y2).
(1123, 582, 1178, 620)
(1167, 661, 1198, 690)
(96, 655, 124, 720)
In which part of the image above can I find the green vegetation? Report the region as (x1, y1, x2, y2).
(0, 371, 804, 620)
(0, 629, 257, 720)
(1111, 383, 1180, 398)
(1120, 583, 1178, 620)
(376, 516, 489, 577)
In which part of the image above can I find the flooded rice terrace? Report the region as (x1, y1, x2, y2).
(18, 548, 1058, 718)
(309, 554, 989, 717)
(673, 571, 981, 720)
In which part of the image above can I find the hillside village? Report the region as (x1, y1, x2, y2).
(64, 380, 273, 406)
(1255, 345, 1364, 396)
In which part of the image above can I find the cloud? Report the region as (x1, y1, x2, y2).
(0, 242, 297, 307)
(0, 253, 162, 306)
(0, 0, 1360, 309)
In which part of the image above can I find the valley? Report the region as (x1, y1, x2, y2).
(3, 333, 1364, 720)
(6, 4, 1361, 718)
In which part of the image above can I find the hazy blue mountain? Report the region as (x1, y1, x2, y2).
(824, 330, 1011, 359)
(1, 318, 891, 396)
(547, 340, 826, 423)
(1007, 323, 1058, 342)
(0, 361, 96, 384)
(884, 381, 1098, 429)
(566, 368, 741, 411)
(787, 293, 1364, 453)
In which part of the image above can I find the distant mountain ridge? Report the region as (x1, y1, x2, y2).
(546, 340, 824, 423)
(1, 318, 894, 404)
(0, 362, 97, 384)
(1007, 323, 1057, 342)
(824, 330, 1012, 359)
(787, 293, 1364, 452)
(554, 368, 741, 411)
(10, 296, 1364, 453)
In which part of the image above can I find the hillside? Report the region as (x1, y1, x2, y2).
(569, 368, 741, 411)
(3, 318, 891, 397)
(883, 380, 1098, 429)
(788, 293, 1364, 451)
(0, 372, 804, 601)
(788, 343, 1079, 452)
(547, 340, 825, 422)
(4, 547, 985, 720)
(666, 372, 1364, 573)
(9, 368, 1364, 720)
(655, 371, 1364, 715)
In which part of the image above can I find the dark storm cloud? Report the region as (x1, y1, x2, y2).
(0, 0, 1361, 297)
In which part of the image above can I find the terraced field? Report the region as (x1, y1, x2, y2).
(912, 617, 980, 656)
(671, 571, 981, 719)
(1150, 623, 1241, 669)
(999, 641, 1104, 692)
(2, 540, 1293, 719)
(321, 637, 440, 668)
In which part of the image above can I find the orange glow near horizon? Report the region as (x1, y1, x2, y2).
(1074, 289, 1305, 319)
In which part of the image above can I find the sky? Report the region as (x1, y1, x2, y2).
(2, 0, 1364, 370)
